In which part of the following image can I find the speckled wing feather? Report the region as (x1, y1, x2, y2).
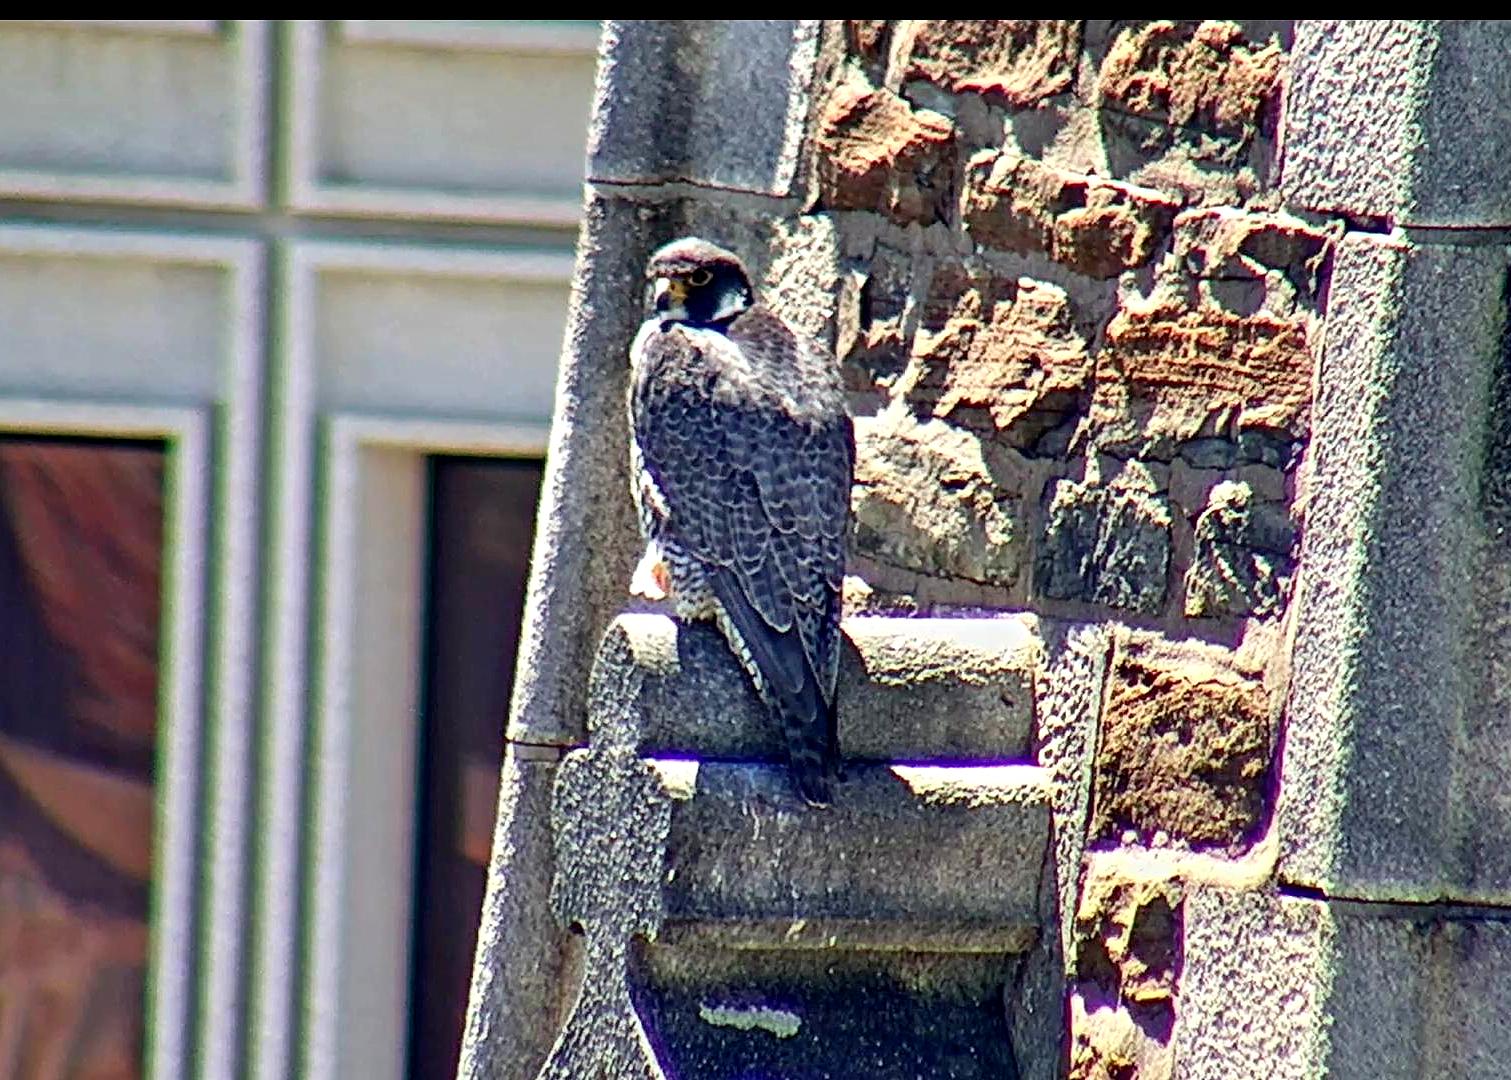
(631, 307, 853, 802)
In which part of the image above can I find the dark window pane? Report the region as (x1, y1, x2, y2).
(0, 436, 165, 1080)
(408, 456, 543, 1080)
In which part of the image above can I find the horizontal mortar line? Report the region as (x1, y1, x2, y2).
(585, 177, 803, 211)
(503, 739, 567, 761)
(1279, 882, 1511, 920)
(0, 198, 580, 249)
(1397, 223, 1511, 248)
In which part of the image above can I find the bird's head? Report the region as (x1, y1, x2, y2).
(644, 237, 754, 328)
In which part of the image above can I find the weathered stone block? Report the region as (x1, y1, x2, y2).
(504, 191, 677, 748)
(1069, 866, 1183, 1080)
(1174, 888, 1332, 1079)
(590, 612, 1041, 763)
(1037, 469, 1172, 614)
(1278, 233, 1511, 903)
(654, 760, 1052, 952)
(845, 19, 890, 65)
(1174, 207, 1332, 309)
(1178, 887, 1511, 1079)
(901, 20, 1082, 108)
(1184, 480, 1297, 618)
(1091, 635, 1271, 848)
(587, 20, 820, 195)
(908, 273, 1092, 449)
(1282, 20, 1511, 227)
(815, 71, 956, 226)
(1086, 291, 1312, 460)
(962, 150, 1178, 278)
(1097, 21, 1283, 144)
(852, 409, 1030, 587)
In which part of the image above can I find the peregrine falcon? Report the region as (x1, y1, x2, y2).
(628, 237, 854, 805)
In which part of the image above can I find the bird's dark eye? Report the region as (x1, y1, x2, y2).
(688, 268, 713, 287)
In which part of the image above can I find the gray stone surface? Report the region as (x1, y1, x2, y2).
(1031, 621, 1112, 968)
(852, 408, 1031, 588)
(1183, 480, 1296, 618)
(654, 760, 1052, 952)
(1178, 887, 1511, 1079)
(504, 190, 673, 747)
(1036, 472, 1172, 614)
(590, 612, 1041, 763)
(1277, 233, 1511, 902)
(457, 750, 567, 1080)
(537, 746, 674, 1079)
(587, 20, 821, 195)
(1175, 887, 1336, 1080)
(1283, 21, 1511, 226)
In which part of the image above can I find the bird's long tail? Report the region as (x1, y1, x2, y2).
(709, 571, 837, 806)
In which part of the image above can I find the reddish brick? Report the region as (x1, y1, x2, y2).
(903, 19, 1082, 108)
(816, 73, 956, 227)
(963, 150, 1178, 278)
(1098, 21, 1284, 141)
(1088, 294, 1312, 457)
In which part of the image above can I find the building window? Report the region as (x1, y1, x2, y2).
(406, 455, 543, 1080)
(0, 437, 165, 1079)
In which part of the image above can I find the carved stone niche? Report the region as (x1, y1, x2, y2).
(535, 613, 1059, 1080)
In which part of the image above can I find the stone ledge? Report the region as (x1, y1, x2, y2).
(652, 760, 1051, 953)
(590, 612, 1042, 761)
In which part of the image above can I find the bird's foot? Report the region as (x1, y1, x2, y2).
(629, 545, 671, 601)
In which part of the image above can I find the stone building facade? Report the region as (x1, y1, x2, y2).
(464, 19, 1511, 1080)
(0, 20, 597, 1080)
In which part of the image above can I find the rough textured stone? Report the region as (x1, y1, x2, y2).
(1282, 20, 1511, 226)
(963, 150, 1179, 277)
(1069, 870, 1182, 1080)
(1175, 888, 1332, 1079)
(1173, 207, 1332, 310)
(457, 752, 567, 1080)
(839, 242, 913, 396)
(505, 191, 674, 747)
(1086, 291, 1312, 459)
(1033, 623, 1113, 966)
(759, 214, 842, 345)
(1091, 634, 1271, 848)
(853, 408, 1030, 587)
(1278, 234, 1511, 903)
(816, 71, 956, 226)
(589, 613, 1041, 763)
(657, 761, 1052, 953)
(1184, 480, 1297, 618)
(587, 20, 821, 195)
(845, 19, 890, 65)
(1037, 466, 1173, 614)
(902, 20, 1082, 107)
(537, 747, 674, 1079)
(1178, 888, 1511, 1079)
(1097, 21, 1283, 144)
(907, 273, 1093, 450)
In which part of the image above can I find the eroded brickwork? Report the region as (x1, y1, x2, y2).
(803, 19, 1325, 1078)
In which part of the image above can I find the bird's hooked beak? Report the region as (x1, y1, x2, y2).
(653, 275, 688, 317)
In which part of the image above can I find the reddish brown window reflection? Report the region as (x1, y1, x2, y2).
(407, 456, 543, 1080)
(0, 437, 165, 1080)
